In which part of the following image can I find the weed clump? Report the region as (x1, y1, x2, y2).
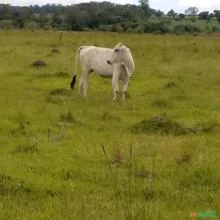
(131, 115, 189, 135)
(54, 71, 69, 77)
(15, 143, 38, 154)
(164, 82, 178, 88)
(10, 120, 30, 136)
(31, 60, 46, 67)
(152, 99, 169, 108)
(35, 71, 69, 78)
(51, 48, 60, 53)
(101, 112, 120, 121)
(132, 116, 219, 135)
(60, 111, 83, 125)
(47, 88, 72, 103)
(190, 122, 218, 134)
(134, 170, 156, 179)
(49, 88, 71, 96)
(176, 152, 191, 165)
(111, 145, 124, 164)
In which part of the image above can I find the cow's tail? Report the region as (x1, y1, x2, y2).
(70, 46, 84, 90)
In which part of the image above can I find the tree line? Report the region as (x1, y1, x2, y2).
(0, 2, 220, 34)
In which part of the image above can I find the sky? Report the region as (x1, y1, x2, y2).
(1, 0, 220, 13)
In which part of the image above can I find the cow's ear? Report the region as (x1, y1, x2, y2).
(116, 42, 122, 47)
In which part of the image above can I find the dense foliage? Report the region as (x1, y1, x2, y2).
(0, 2, 220, 33)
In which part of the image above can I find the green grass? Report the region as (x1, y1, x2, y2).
(0, 30, 220, 219)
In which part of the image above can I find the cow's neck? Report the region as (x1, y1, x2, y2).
(122, 52, 134, 74)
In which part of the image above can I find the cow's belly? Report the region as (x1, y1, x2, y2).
(92, 63, 113, 77)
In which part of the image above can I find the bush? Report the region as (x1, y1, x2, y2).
(115, 24, 124, 33)
(144, 21, 170, 34)
(0, 20, 13, 29)
(24, 21, 39, 30)
(99, 24, 109, 32)
(212, 26, 219, 32)
(173, 24, 201, 34)
(134, 24, 144, 33)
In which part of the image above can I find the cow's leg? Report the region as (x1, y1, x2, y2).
(112, 71, 120, 101)
(78, 77, 83, 96)
(79, 68, 89, 97)
(122, 76, 129, 102)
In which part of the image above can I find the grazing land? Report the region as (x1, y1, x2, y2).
(0, 30, 220, 219)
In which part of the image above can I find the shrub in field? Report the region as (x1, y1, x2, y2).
(0, 20, 13, 29)
(98, 24, 109, 32)
(173, 24, 201, 34)
(212, 26, 219, 32)
(144, 21, 170, 34)
(134, 24, 144, 33)
(115, 24, 124, 33)
(24, 21, 39, 30)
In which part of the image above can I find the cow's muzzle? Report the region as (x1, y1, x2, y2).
(107, 60, 112, 65)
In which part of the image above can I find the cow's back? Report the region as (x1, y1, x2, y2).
(79, 46, 113, 76)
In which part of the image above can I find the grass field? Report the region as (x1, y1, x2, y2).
(0, 30, 220, 219)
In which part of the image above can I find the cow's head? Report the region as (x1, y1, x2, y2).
(107, 43, 129, 65)
(107, 43, 134, 78)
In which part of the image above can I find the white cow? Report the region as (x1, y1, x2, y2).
(70, 43, 135, 101)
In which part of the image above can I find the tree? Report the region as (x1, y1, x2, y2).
(19, 6, 33, 20)
(155, 10, 164, 18)
(198, 11, 209, 20)
(139, 0, 150, 18)
(0, 4, 11, 20)
(51, 13, 62, 28)
(185, 7, 199, 17)
(208, 13, 214, 21)
(179, 13, 185, 19)
(167, 9, 176, 18)
(213, 10, 220, 22)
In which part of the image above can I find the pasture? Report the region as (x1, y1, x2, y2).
(0, 30, 220, 219)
